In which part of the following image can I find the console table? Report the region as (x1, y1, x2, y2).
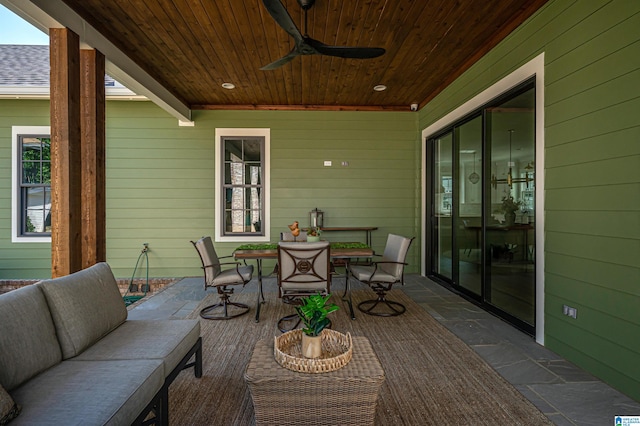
(245, 336, 384, 425)
(319, 226, 378, 246)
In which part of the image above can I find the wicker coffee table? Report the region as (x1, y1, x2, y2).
(245, 336, 385, 426)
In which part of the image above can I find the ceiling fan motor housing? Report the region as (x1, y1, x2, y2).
(297, 0, 316, 10)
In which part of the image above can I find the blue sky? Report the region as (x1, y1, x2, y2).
(0, 5, 49, 45)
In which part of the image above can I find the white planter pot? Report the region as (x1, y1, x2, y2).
(301, 333, 322, 358)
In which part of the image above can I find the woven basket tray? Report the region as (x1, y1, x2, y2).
(274, 329, 353, 373)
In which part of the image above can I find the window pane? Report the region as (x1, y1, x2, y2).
(24, 187, 51, 233)
(40, 138, 51, 183)
(246, 187, 260, 210)
(22, 137, 42, 160)
(250, 210, 262, 232)
(243, 139, 261, 161)
(22, 162, 42, 184)
(225, 139, 243, 161)
(245, 163, 261, 185)
(225, 210, 255, 233)
(21, 137, 50, 185)
(224, 163, 231, 185)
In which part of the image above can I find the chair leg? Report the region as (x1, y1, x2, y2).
(357, 285, 406, 317)
(200, 293, 249, 320)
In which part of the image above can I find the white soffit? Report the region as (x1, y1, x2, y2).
(1, 0, 192, 122)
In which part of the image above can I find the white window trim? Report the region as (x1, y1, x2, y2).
(421, 52, 545, 344)
(12, 125, 52, 243)
(214, 128, 271, 243)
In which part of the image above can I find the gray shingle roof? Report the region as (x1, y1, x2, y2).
(0, 45, 49, 86)
(0, 44, 121, 87)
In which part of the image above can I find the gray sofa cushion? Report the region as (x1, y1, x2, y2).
(39, 262, 127, 359)
(0, 285, 62, 390)
(10, 359, 164, 426)
(74, 319, 201, 376)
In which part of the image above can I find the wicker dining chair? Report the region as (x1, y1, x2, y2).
(277, 240, 331, 332)
(348, 234, 414, 317)
(191, 236, 253, 320)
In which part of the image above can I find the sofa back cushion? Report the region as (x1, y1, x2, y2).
(39, 262, 127, 359)
(0, 285, 62, 391)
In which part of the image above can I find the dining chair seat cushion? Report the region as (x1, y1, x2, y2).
(349, 264, 398, 284)
(212, 265, 254, 287)
(280, 280, 328, 292)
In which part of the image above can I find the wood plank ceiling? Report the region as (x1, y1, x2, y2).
(60, 0, 548, 111)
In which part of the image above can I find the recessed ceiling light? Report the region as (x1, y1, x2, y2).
(221, 82, 235, 90)
(373, 84, 387, 92)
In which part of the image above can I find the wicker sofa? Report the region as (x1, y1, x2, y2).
(0, 262, 202, 425)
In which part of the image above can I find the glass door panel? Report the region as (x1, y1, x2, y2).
(427, 79, 536, 335)
(432, 132, 453, 279)
(486, 87, 536, 326)
(456, 116, 482, 296)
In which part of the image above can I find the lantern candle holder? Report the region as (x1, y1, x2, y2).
(309, 208, 324, 229)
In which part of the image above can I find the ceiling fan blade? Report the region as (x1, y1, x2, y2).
(260, 48, 300, 70)
(262, 0, 304, 43)
(306, 37, 385, 59)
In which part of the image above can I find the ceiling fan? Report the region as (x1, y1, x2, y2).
(260, 0, 386, 70)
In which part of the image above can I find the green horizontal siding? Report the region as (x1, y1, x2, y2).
(106, 107, 420, 277)
(0, 100, 52, 279)
(0, 101, 419, 280)
(420, 0, 640, 401)
(542, 10, 640, 400)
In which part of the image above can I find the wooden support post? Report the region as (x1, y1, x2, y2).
(50, 28, 82, 278)
(80, 49, 106, 268)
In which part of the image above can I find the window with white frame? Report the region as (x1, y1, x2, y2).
(12, 126, 52, 242)
(215, 128, 270, 242)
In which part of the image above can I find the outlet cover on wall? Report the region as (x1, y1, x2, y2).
(563, 304, 578, 319)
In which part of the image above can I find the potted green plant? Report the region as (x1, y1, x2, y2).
(295, 293, 339, 358)
(501, 195, 523, 226)
(306, 227, 322, 242)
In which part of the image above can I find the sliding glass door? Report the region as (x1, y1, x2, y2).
(427, 80, 536, 334)
(456, 116, 483, 296)
(485, 88, 536, 326)
(432, 132, 453, 280)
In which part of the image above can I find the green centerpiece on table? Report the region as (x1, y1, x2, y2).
(235, 242, 370, 251)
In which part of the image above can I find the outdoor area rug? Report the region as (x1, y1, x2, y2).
(169, 287, 552, 425)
